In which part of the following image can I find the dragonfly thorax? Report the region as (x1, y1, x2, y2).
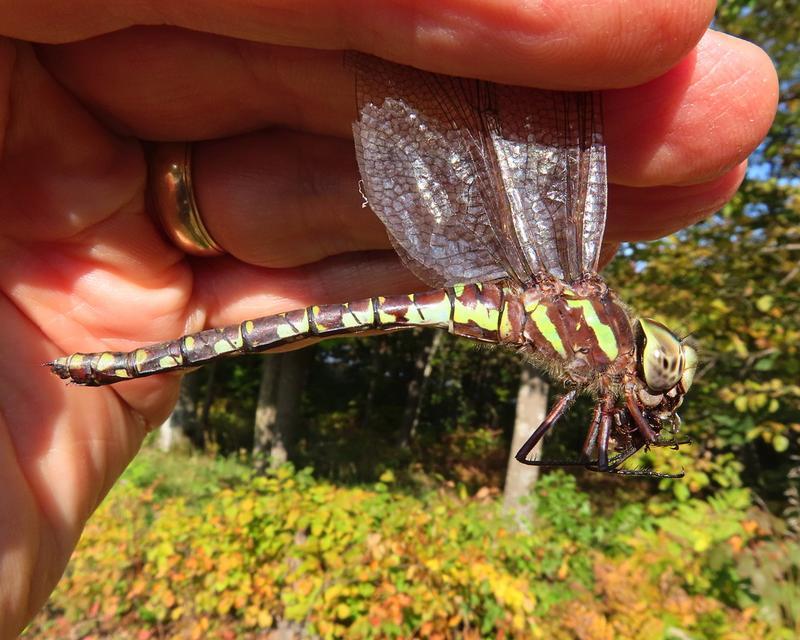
(517, 276, 635, 389)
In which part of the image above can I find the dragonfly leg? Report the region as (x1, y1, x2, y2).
(595, 409, 613, 470)
(515, 390, 577, 465)
(587, 428, 691, 478)
(652, 435, 692, 449)
(579, 404, 603, 462)
(624, 385, 657, 443)
(606, 466, 686, 479)
(606, 444, 643, 469)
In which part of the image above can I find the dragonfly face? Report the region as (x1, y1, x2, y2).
(630, 318, 697, 435)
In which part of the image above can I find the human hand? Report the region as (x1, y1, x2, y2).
(0, 0, 776, 634)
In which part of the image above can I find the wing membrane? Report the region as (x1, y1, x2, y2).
(491, 88, 607, 281)
(350, 53, 607, 287)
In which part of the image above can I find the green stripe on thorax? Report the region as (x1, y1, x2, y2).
(529, 302, 568, 358)
(564, 298, 619, 361)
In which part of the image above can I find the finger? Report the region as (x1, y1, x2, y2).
(598, 243, 621, 271)
(190, 251, 423, 327)
(189, 131, 747, 267)
(605, 30, 778, 187)
(0, 289, 155, 637)
(0, 43, 144, 245)
(193, 131, 388, 267)
(38, 28, 776, 188)
(15, 0, 714, 88)
(606, 162, 747, 241)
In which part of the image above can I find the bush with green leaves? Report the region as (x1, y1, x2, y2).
(26, 451, 796, 639)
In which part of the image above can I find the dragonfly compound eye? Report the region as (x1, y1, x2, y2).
(635, 318, 684, 394)
(680, 344, 698, 392)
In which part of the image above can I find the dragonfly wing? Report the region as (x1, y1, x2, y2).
(351, 54, 525, 287)
(490, 88, 607, 282)
(350, 53, 608, 287)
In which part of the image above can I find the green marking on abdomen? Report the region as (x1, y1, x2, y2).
(134, 349, 148, 368)
(96, 352, 116, 372)
(159, 354, 182, 369)
(531, 304, 568, 358)
(310, 306, 326, 331)
(213, 327, 244, 354)
(566, 299, 619, 360)
(341, 303, 375, 328)
(277, 309, 310, 338)
(376, 297, 395, 324)
(409, 294, 450, 325)
(452, 289, 499, 331)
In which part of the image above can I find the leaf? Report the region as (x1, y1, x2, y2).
(755, 356, 776, 371)
(336, 603, 352, 619)
(756, 295, 774, 312)
(773, 434, 790, 452)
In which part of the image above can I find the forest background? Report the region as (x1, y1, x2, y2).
(26, 1, 800, 638)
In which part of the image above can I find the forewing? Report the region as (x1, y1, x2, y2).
(350, 53, 608, 287)
(351, 54, 526, 287)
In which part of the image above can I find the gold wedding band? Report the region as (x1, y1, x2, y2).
(149, 142, 224, 256)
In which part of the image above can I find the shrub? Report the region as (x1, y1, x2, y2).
(25, 452, 792, 639)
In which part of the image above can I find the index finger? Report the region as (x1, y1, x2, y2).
(2, 0, 716, 88)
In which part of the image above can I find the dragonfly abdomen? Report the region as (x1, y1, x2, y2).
(49, 283, 522, 386)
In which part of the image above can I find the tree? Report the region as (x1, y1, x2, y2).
(253, 349, 313, 470)
(158, 374, 197, 452)
(399, 331, 444, 448)
(503, 365, 549, 521)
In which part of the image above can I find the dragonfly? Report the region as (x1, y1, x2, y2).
(49, 54, 697, 478)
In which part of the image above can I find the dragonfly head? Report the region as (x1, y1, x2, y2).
(631, 318, 697, 432)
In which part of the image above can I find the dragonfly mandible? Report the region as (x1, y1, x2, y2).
(49, 54, 697, 478)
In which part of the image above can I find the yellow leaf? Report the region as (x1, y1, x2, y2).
(755, 295, 773, 312)
(773, 434, 790, 452)
(257, 610, 273, 628)
(693, 535, 710, 553)
(336, 603, 351, 619)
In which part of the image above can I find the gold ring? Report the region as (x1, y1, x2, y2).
(149, 142, 224, 256)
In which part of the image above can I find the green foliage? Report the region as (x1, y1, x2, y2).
(736, 538, 800, 634)
(26, 453, 796, 639)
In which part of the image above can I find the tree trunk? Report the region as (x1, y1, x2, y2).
(160, 372, 202, 451)
(273, 347, 313, 463)
(399, 330, 443, 448)
(253, 356, 281, 471)
(359, 340, 389, 431)
(198, 361, 218, 447)
(253, 349, 314, 471)
(503, 365, 549, 522)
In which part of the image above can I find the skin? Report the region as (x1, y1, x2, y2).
(0, 0, 778, 635)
